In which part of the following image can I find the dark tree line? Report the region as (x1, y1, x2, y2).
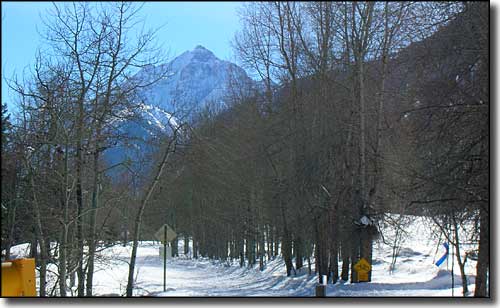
(2, 2, 170, 296)
(147, 2, 489, 297)
(1, 1, 489, 298)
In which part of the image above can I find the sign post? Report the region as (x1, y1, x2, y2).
(163, 226, 167, 292)
(155, 224, 177, 292)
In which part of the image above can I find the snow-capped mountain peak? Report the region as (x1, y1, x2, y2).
(136, 45, 255, 119)
(105, 46, 255, 176)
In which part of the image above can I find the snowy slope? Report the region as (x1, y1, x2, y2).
(102, 46, 255, 175)
(6, 215, 478, 297)
(136, 45, 255, 118)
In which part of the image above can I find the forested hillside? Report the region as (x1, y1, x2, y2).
(144, 2, 488, 295)
(1, 2, 488, 297)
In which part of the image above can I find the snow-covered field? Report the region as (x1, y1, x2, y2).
(6, 215, 478, 297)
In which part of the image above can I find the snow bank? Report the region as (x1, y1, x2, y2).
(4, 214, 478, 297)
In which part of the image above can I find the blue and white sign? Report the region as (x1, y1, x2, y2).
(435, 243, 449, 267)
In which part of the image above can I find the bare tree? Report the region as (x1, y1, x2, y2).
(126, 122, 183, 297)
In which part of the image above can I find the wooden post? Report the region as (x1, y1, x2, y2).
(316, 275, 327, 297)
(315, 284, 326, 297)
(163, 227, 167, 292)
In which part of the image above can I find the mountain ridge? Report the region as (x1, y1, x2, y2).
(104, 45, 255, 178)
(135, 45, 255, 121)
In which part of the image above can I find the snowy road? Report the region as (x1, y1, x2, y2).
(93, 243, 317, 297)
(144, 258, 313, 297)
(88, 239, 475, 297)
(8, 215, 478, 297)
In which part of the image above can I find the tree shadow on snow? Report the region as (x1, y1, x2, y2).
(328, 270, 476, 296)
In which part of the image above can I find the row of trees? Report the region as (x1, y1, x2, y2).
(1, 2, 175, 296)
(148, 1, 488, 297)
(1, 1, 488, 298)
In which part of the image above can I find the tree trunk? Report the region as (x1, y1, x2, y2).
(58, 224, 68, 297)
(474, 205, 489, 297)
(315, 218, 328, 284)
(354, 2, 375, 283)
(28, 167, 48, 297)
(172, 238, 179, 257)
(184, 235, 189, 256)
(329, 248, 339, 284)
(75, 96, 85, 296)
(68, 236, 76, 290)
(5, 196, 18, 261)
(259, 227, 265, 271)
(58, 143, 70, 297)
(282, 235, 293, 276)
(239, 236, 244, 267)
(308, 256, 311, 275)
(86, 145, 100, 296)
(266, 226, 272, 261)
(245, 234, 251, 266)
(329, 201, 339, 284)
(454, 239, 468, 296)
(126, 131, 178, 297)
(193, 236, 198, 259)
(350, 229, 361, 283)
(294, 236, 303, 270)
(360, 228, 373, 281)
(341, 244, 349, 281)
(281, 205, 293, 276)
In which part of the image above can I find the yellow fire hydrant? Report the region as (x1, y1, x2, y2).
(1, 258, 36, 296)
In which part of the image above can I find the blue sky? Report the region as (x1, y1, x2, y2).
(1, 1, 242, 111)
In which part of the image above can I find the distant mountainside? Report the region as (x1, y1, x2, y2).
(104, 46, 256, 178)
(135, 45, 255, 121)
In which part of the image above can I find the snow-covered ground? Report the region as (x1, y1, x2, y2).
(5, 215, 478, 297)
